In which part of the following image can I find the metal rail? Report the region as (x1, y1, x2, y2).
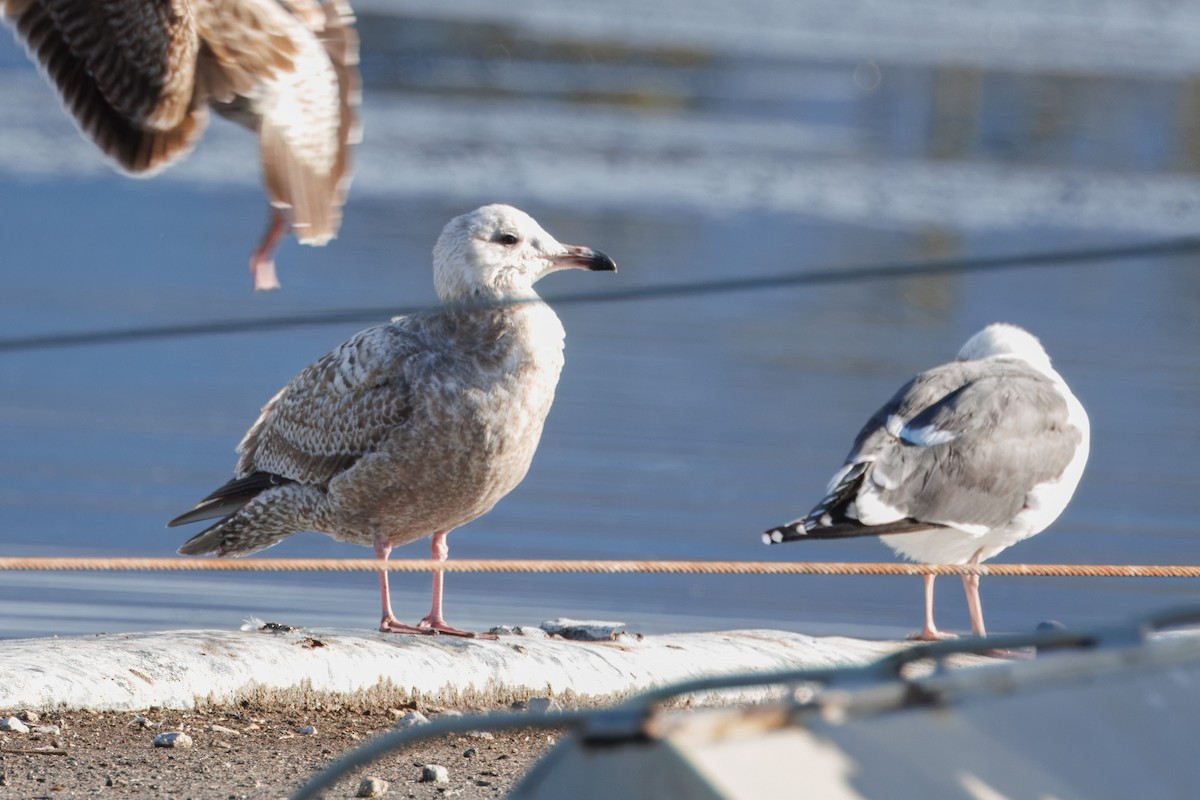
(289, 605, 1200, 799)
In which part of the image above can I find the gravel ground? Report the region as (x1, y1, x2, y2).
(0, 705, 561, 799)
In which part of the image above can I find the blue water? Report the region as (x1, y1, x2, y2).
(0, 2, 1198, 640)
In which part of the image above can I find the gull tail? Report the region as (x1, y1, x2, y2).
(169, 472, 306, 557)
(168, 472, 293, 528)
(763, 518, 944, 545)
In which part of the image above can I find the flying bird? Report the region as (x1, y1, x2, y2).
(764, 323, 1089, 640)
(1, 0, 361, 290)
(169, 205, 617, 636)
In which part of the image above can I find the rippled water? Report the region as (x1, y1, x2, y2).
(0, 2, 1198, 640)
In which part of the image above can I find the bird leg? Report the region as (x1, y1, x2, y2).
(249, 206, 288, 292)
(962, 549, 987, 637)
(908, 573, 956, 641)
(417, 532, 497, 639)
(374, 539, 434, 635)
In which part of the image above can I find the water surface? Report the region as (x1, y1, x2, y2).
(0, 2, 1197, 640)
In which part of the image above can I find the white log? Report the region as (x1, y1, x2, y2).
(0, 627, 906, 712)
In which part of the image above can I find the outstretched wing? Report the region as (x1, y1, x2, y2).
(2, 0, 209, 173)
(198, 0, 360, 245)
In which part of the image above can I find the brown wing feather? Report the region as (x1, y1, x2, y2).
(235, 324, 414, 487)
(198, 0, 359, 244)
(314, 0, 360, 213)
(2, 0, 209, 173)
(192, 0, 299, 97)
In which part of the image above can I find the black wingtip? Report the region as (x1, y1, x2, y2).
(762, 524, 807, 544)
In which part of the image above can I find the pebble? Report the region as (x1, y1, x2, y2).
(488, 625, 548, 638)
(526, 697, 561, 715)
(152, 732, 193, 749)
(356, 776, 389, 797)
(17, 710, 39, 723)
(31, 724, 61, 735)
(208, 724, 241, 736)
(420, 764, 450, 784)
(539, 618, 627, 641)
(462, 747, 477, 759)
(129, 716, 158, 729)
(395, 711, 429, 729)
(0, 717, 29, 733)
(297, 725, 317, 735)
(466, 730, 494, 740)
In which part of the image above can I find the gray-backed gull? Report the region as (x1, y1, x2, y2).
(765, 323, 1089, 640)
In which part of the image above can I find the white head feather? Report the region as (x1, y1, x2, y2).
(957, 323, 1054, 375)
(431, 204, 613, 303)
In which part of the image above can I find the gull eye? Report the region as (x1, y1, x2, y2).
(493, 232, 520, 246)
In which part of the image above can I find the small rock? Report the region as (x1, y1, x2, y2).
(0, 717, 30, 733)
(128, 716, 158, 729)
(17, 710, 39, 723)
(466, 730, 494, 740)
(395, 711, 429, 729)
(540, 618, 626, 641)
(488, 625, 548, 638)
(208, 724, 240, 736)
(356, 776, 389, 797)
(420, 764, 449, 784)
(526, 697, 561, 715)
(297, 725, 317, 735)
(213, 740, 233, 750)
(31, 725, 61, 735)
(462, 747, 477, 759)
(152, 732, 193, 749)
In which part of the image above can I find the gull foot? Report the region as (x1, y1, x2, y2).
(907, 628, 958, 642)
(417, 616, 499, 640)
(379, 617, 437, 635)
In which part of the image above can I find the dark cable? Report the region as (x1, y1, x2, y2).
(2, 236, 1196, 354)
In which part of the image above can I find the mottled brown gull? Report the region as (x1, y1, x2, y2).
(168, 205, 616, 636)
(1, 0, 360, 291)
(765, 323, 1089, 640)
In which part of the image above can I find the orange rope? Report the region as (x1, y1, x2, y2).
(0, 558, 1196, 578)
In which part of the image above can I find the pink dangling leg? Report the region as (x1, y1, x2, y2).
(249, 206, 288, 291)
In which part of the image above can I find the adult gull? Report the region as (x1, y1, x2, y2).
(168, 204, 616, 636)
(764, 323, 1089, 640)
(1, 0, 360, 291)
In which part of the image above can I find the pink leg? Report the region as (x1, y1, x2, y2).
(417, 532, 496, 639)
(249, 207, 288, 292)
(908, 574, 956, 641)
(374, 539, 434, 635)
(962, 550, 987, 637)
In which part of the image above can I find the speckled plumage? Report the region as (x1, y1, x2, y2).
(1, 0, 360, 289)
(765, 323, 1089, 639)
(170, 205, 617, 635)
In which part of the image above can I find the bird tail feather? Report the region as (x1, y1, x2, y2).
(763, 518, 942, 545)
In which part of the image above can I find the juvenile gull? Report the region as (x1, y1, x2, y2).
(168, 205, 616, 636)
(1, 0, 360, 291)
(764, 324, 1089, 640)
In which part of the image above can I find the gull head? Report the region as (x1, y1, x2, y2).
(432, 204, 616, 303)
(957, 323, 1054, 374)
